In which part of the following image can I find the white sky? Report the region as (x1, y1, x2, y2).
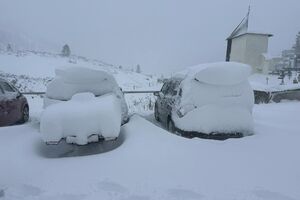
(1, 0, 300, 74)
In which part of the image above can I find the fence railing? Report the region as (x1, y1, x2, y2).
(22, 90, 160, 96)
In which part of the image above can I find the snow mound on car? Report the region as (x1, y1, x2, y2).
(46, 66, 119, 100)
(40, 92, 122, 145)
(173, 105, 254, 135)
(55, 67, 116, 84)
(176, 62, 252, 86)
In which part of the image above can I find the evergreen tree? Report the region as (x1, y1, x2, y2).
(136, 64, 141, 73)
(6, 44, 13, 52)
(61, 44, 71, 57)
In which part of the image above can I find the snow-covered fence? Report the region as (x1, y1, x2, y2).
(22, 92, 47, 95)
(22, 90, 159, 95)
(254, 89, 300, 104)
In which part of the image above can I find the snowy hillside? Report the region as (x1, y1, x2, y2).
(0, 50, 160, 91)
(0, 29, 57, 52)
(0, 50, 161, 114)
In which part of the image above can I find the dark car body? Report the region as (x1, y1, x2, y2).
(0, 79, 29, 127)
(154, 78, 182, 129)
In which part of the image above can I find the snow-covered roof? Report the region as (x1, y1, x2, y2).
(229, 32, 273, 40)
(174, 62, 252, 86)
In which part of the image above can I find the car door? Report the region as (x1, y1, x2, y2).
(0, 86, 8, 126)
(155, 81, 170, 124)
(0, 81, 19, 125)
(164, 80, 179, 115)
(160, 80, 180, 125)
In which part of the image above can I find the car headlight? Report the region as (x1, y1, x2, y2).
(176, 104, 197, 118)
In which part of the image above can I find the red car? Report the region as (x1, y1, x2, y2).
(0, 78, 29, 127)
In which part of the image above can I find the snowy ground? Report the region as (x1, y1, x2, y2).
(0, 97, 300, 200)
(249, 73, 300, 91)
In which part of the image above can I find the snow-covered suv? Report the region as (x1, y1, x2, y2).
(40, 66, 128, 145)
(154, 62, 254, 140)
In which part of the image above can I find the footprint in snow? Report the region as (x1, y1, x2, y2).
(120, 194, 151, 200)
(252, 189, 296, 200)
(167, 188, 204, 200)
(4, 184, 43, 199)
(97, 181, 128, 194)
(39, 193, 86, 200)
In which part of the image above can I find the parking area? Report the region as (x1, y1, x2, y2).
(0, 96, 300, 200)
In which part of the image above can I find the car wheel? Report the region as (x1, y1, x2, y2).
(154, 105, 160, 122)
(167, 117, 176, 133)
(21, 105, 29, 123)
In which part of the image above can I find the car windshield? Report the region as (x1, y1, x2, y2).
(162, 79, 181, 96)
(0, 81, 15, 93)
(0, 87, 4, 95)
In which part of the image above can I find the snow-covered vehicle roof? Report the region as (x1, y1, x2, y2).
(174, 62, 252, 86)
(44, 66, 128, 124)
(46, 66, 120, 100)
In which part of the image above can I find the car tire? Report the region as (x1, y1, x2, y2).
(21, 105, 29, 123)
(167, 117, 176, 133)
(154, 104, 160, 122)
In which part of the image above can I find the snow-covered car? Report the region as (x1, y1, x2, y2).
(0, 78, 29, 127)
(40, 66, 129, 145)
(154, 62, 254, 140)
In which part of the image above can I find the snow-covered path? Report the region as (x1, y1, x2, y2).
(0, 102, 300, 200)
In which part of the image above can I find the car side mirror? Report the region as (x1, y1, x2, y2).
(16, 92, 22, 99)
(154, 91, 163, 98)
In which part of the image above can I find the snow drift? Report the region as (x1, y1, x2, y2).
(173, 62, 254, 135)
(40, 93, 122, 145)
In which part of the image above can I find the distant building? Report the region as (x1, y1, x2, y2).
(261, 55, 284, 72)
(281, 49, 295, 68)
(294, 32, 300, 69)
(266, 32, 300, 72)
(226, 7, 273, 74)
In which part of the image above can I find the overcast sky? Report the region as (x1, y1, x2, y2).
(1, 0, 300, 74)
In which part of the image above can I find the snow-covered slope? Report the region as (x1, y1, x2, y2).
(0, 50, 160, 92)
(0, 50, 161, 114)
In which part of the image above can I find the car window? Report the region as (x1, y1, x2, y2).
(166, 80, 181, 96)
(0, 87, 4, 95)
(0, 81, 15, 93)
(161, 82, 169, 95)
(161, 79, 181, 96)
